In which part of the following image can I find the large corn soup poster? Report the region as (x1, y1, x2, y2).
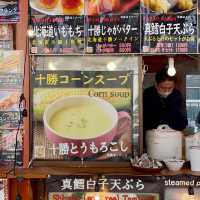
(31, 56, 139, 161)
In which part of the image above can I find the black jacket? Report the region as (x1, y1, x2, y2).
(143, 86, 188, 132)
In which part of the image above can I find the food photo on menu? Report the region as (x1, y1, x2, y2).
(30, 0, 141, 15)
(141, 0, 196, 13)
(141, 0, 197, 53)
(30, 0, 84, 15)
(85, 0, 140, 15)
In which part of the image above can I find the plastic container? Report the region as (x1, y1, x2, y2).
(185, 133, 200, 161)
(189, 146, 200, 171)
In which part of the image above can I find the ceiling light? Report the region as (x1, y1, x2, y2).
(167, 57, 176, 76)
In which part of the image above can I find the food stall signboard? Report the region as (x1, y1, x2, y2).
(30, 16, 84, 54)
(32, 70, 134, 160)
(85, 15, 140, 54)
(142, 10, 197, 53)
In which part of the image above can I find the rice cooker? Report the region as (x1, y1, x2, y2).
(146, 125, 182, 160)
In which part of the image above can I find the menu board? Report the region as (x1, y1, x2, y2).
(47, 175, 162, 199)
(31, 56, 139, 161)
(85, 15, 140, 54)
(0, 0, 19, 23)
(49, 192, 159, 200)
(30, 16, 84, 54)
(0, 25, 13, 50)
(142, 11, 197, 53)
(29, 0, 200, 54)
(0, 51, 24, 166)
(29, 0, 141, 55)
(47, 175, 200, 200)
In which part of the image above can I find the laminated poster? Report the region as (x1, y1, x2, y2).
(0, 129, 23, 166)
(0, 24, 13, 50)
(47, 175, 200, 200)
(32, 70, 133, 160)
(0, 90, 22, 130)
(141, 0, 197, 53)
(142, 10, 197, 53)
(0, 0, 19, 23)
(0, 50, 24, 74)
(47, 175, 161, 200)
(0, 50, 24, 166)
(85, 14, 140, 54)
(30, 16, 84, 54)
(29, 1, 141, 55)
(31, 56, 139, 161)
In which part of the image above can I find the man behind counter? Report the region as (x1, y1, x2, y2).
(143, 67, 188, 135)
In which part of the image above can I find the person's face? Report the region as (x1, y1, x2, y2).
(156, 80, 175, 98)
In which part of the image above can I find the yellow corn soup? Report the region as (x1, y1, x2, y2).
(49, 101, 113, 139)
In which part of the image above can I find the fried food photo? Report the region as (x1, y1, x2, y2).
(142, 0, 170, 13)
(142, 0, 194, 13)
(176, 0, 193, 10)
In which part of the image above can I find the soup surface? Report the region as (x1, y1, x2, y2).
(49, 101, 113, 139)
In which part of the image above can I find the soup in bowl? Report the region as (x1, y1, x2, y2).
(43, 96, 131, 157)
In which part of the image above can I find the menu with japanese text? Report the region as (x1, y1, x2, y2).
(0, 51, 24, 166)
(85, 15, 140, 54)
(31, 56, 139, 161)
(30, 16, 84, 54)
(142, 11, 197, 53)
(29, 0, 200, 54)
(47, 175, 200, 200)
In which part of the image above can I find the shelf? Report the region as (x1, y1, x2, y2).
(1, 166, 200, 179)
